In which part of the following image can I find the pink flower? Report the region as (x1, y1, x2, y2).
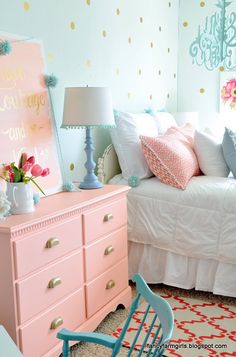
(18, 153, 28, 168)
(41, 168, 50, 177)
(9, 172, 14, 182)
(5, 165, 12, 172)
(22, 161, 32, 172)
(31, 164, 43, 177)
(27, 156, 35, 165)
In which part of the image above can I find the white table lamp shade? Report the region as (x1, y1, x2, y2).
(61, 87, 115, 128)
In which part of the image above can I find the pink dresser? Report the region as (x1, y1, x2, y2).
(0, 185, 131, 357)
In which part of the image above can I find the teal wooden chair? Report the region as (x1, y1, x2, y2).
(57, 274, 174, 356)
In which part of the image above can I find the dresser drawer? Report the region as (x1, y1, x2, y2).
(13, 217, 82, 278)
(86, 258, 128, 318)
(85, 226, 127, 282)
(83, 198, 127, 244)
(16, 250, 83, 324)
(19, 288, 85, 357)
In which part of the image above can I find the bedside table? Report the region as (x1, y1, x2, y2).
(0, 185, 131, 357)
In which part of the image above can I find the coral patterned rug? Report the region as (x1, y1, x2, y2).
(113, 294, 236, 356)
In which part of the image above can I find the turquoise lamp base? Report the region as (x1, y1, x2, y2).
(79, 127, 103, 190)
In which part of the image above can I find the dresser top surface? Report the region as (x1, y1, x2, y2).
(0, 184, 129, 231)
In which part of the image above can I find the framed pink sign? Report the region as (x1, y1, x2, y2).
(0, 33, 62, 195)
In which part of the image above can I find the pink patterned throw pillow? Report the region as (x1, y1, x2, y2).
(140, 126, 200, 189)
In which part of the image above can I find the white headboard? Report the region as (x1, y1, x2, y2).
(97, 144, 121, 184)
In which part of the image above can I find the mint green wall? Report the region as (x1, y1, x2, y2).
(178, 0, 236, 132)
(0, 0, 179, 181)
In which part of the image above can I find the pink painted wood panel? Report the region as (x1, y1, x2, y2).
(86, 257, 128, 318)
(16, 250, 83, 324)
(19, 289, 85, 357)
(85, 226, 128, 282)
(83, 198, 127, 244)
(13, 217, 82, 278)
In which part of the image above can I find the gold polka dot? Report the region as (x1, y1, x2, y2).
(116, 8, 120, 15)
(115, 68, 120, 76)
(159, 26, 162, 32)
(168, 48, 170, 53)
(70, 163, 75, 171)
(169, 2, 171, 7)
(102, 30, 107, 37)
(167, 93, 170, 99)
(140, 17, 143, 23)
(174, 73, 176, 79)
(86, 0, 90, 5)
(138, 69, 142, 76)
(47, 52, 53, 61)
(219, 66, 225, 72)
(183, 21, 188, 27)
(86, 59, 91, 67)
(149, 94, 153, 101)
(23, 2, 30, 11)
(128, 92, 131, 99)
(200, 88, 205, 94)
(158, 70, 161, 75)
(150, 42, 154, 48)
(200, 1, 205, 7)
(70, 21, 75, 30)
(128, 37, 132, 44)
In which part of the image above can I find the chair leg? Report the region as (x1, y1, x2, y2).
(62, 341, 70, 357)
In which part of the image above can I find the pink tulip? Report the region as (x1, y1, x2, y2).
(31, 164, 43, 177)
(22, 161, 32, 172)
(27, 156, 35, 165)
(5, 165, 12, 172)
(9, 172, 14, 182)
(18, 153, 28, 168)
(41, 168, 50, 177)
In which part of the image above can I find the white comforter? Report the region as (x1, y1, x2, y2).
(111, 175, 236, 264)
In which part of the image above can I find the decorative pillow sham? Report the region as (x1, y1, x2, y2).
(146, 109, 177, 135)
(140, 129, 200, 189)
(194, 131, 229, 177)
(109, 111, 158, 180)
(222, 127, 236, 178)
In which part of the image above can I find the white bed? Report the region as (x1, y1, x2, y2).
(98, 145, 236, 298)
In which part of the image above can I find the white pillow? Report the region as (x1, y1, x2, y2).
(110, 111, 158, 179)
(193, 131, 229, 177)
(152, 112, 177, 134)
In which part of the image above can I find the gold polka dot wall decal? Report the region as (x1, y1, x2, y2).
(168, 48, 170, 53)
(158, 70, 161, 75)
(138, 69, 142, 75)
(70, 163, 75, 171)
(47, 52, 53, 61)
(219, 66, 225, 72)
(128, 37, 132, 44)
(159, 26, 162, 32)
(200, 88, 205, 94)
(140, 17, 143, 23)
(128, 92, 132, 99)
(23, 2, 30, 11)
(174, 73, 176, 78)
(102, 30, 107, 37)
(70, 21, 75, 30)
(200, 1, 205, 7)
(115, 68, 120, 75)
(169, 2, 171, 7)
(167, 93, 170, 99)
(86, 0, 91, 5)
(149, 95, 153, 101)
(86, 59, 91, 67)
(116, 8, 120, 15)
(150, 42, 154, 48)
(183, 21, 188, 27)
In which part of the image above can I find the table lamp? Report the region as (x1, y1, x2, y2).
(61, 87, 115, 189)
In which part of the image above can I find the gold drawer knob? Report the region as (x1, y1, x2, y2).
(48, 277, 62, 289)
(50, 317, 63, 330)
(104, 245, 114, 255)
(103, 213, 114, 222)
(106, 280, 115, 290)
(45, 238, 60, 249)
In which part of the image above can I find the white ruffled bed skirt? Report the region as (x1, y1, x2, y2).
(128, 241, 236, 297)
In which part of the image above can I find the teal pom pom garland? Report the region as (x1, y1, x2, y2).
(0, 40, 12, 56)
(44, 74, 58, 88)
(128, 176, 140, 188)
(63, 181, 81, 192)
(33, 193, 41, 205)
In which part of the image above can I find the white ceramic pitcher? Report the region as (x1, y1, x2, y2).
(6, 182, 35, 214)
